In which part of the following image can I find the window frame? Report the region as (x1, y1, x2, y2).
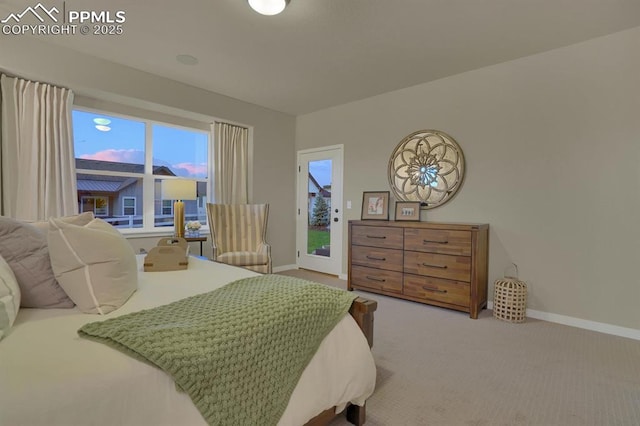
(122, 196, 136, 216)
(73, 106, 212, 235)
(161, 199, 173, 216)
(80, 195, 109, 217)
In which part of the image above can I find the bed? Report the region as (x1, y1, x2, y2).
(0, 255, 377, 426)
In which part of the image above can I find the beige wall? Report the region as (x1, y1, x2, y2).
(0, 36, 297, 267)
(296, 27, 640, 329)
(2, 28, 638, 329)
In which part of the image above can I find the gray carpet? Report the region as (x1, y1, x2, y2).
(278, 269, 640, 426)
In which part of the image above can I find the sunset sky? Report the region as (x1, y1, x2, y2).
(74, 109, 332, 185)
(72, 110, 209, 178)
(309, 160, 331, 187)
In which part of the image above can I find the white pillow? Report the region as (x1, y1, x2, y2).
(26, 211, 95, 234)
(48, 217, 138, 315)
(0, 254, 21, 340)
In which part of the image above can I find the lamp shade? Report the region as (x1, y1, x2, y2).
(161, 179, 197, 201)
(248, 0, 289, 15)
(162, 180, 196, 238)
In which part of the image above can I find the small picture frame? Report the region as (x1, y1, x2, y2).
(394, 201, 421, 221)
(361, 191, 390, 220)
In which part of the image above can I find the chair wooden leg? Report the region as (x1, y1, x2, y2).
(346, 403, 366, 426)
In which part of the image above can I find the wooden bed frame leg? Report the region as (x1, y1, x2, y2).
(346, 403, 366, 426)
(349, 297, 378, 348)
(304, 297, 376, 426)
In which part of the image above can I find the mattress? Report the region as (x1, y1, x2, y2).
(0, 256, 376, 426)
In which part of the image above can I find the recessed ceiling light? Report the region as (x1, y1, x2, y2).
(176, 54, 199, 66)
(95, 125, 111, 132)
(93, 118, 111, 125)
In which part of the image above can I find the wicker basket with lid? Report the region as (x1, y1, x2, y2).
(493, 264, 527, 323)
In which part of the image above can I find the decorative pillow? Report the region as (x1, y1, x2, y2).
(48, 217, 138, 315)
(0, 216, 74, 308)
(26, 211, 95, 234)
(0, 254, 20, 340)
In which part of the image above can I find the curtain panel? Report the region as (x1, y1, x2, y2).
(213, 122, 249, 204)
(0, 74, 77, 220)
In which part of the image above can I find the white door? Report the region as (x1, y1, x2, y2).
(296, 145, 343, 275)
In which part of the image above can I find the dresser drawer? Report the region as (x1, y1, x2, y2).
(352, 225, 403, 249)
(404, 275, 470, 307)
(404, 228, 471, 256)
(404, 251, 471, 282)
(351, 245, 403, 272)
(349, 220, 488, 319)
(350, 265, 403, 294)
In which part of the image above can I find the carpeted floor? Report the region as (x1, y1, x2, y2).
(277, 269, 640, 426)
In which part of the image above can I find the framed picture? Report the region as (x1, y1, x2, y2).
(394, 201, 421, 221)
(361, 191, 390, 220)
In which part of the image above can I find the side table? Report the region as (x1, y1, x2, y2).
(184, 235, 208, 257)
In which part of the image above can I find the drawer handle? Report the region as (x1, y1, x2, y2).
(365, 275, 386, 282)
(367, 235, 387, 239)
(366, 255, 386, 261)
(422, 286, 448, 294)
(423, 239, 448, 244)
(421, 263, 448, 269)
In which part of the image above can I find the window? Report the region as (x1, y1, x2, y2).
(122, 197, 136, 216)
(161, 200, 173, 216)
(73, 109, 210, 231)
(81, 196, 109, 217)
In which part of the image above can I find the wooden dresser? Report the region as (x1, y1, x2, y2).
(348, 220, 489, 319)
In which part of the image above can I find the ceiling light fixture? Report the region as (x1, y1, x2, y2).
(93, 118, 111, 125)
(248, 0, 289, 16)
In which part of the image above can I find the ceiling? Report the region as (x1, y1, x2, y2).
(2, 0, 640, 115)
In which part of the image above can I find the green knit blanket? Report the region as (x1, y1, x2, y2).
(78, 275, 357, 426)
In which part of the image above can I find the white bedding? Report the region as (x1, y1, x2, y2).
(0, 256, 376, 426)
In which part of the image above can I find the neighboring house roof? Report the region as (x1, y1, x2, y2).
(76, 158, 175, 175)
(308, 173, 331, 198)
(76, 176, 140, 193)
(76, 179, 123, 192)
(76, 159, 175, 194)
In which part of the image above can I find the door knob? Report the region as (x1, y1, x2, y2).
(333, 218, 339, 222)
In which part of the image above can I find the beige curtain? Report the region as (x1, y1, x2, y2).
(0, 74, 77, 220)
(213, 122, 248, 204)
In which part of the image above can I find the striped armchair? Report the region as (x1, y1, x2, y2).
(205, 203, 272, 274)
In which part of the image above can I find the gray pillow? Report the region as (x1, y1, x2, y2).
(0, 217, 74, 308)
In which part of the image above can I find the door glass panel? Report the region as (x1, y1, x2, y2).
(307, 160, 332, 256)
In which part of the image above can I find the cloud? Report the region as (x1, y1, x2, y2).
(80, 149, 144, 164)
(79, 150, 207, 178)
(171, 162, 208, 178)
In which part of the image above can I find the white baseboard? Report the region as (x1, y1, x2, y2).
(270, 273, 640, 341)
(487, 301, 640, 341)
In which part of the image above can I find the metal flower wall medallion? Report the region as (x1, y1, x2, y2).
(388, 130, 465, 209)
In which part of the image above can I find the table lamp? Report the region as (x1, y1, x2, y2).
(161, 179, 197, 238)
